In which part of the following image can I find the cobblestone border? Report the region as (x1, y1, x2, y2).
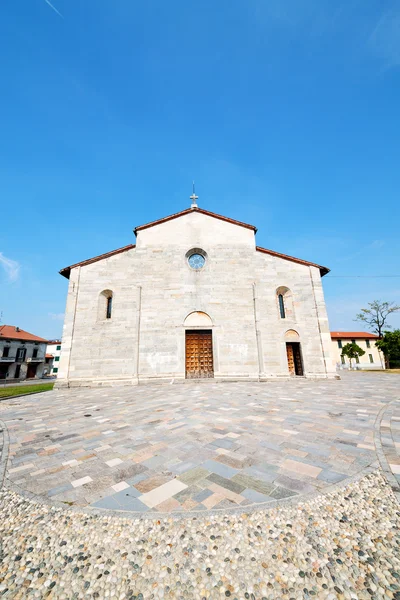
(374, 399, 400, 503)
(0, 416, 382, 520)
(0, 419, 10, 489)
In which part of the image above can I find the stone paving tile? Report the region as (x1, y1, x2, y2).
(272, 473, 314, 494)
(193, 488, 213, 502)
(201, 459, 239, 479)
(231, 473, 274, 496)
(241, 488, 273, 503)
(134, 474, 171, 493)
(243, 465, 278, 483)
(177, 466, 210, 485)
(155, 497, 182, 512)
(90, 495, 121, 510)
(206, 472, 245, 494)
(47, 483, 73, 497)
(173, 485, 202, 503)
(214, 453, 249, 469)
(208, 482, 245, 504)
(270, 486, 298, 499)
(71, 476, 92, 488)
(1, 372, 399, 513)
(139, 479, 188, 508)
(317, 468, 348, 483)
(111, 487, 141, 504)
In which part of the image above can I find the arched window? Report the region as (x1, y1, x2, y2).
(276, 287, 294, 320)
(106, 296, 112, 319)
(278, 294, 285, 319)
(98, 290, 113, 321)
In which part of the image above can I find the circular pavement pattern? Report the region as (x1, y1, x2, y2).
(1, 372, 398, 516)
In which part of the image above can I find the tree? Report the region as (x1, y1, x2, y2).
(341, 343, 365, 369)
(376, 330, 400, 369)
(355, 300, 400, 339)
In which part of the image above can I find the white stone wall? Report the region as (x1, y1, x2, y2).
(58, 210, 336, 386)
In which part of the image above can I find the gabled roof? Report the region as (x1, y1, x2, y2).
(134, 207, 257, 235)
(59, 244, 136, 279)
(59, 210, 330, 279)
(0, 325, 48, 343)
(331, 331, 379, 339)
(256, 246, 330, 277)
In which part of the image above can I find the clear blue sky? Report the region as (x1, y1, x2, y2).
(1, 0, 399, 339)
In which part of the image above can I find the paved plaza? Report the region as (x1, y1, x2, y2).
(0, 372, 400, 599)
(0, 373, 400, 515)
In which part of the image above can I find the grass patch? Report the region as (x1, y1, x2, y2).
(0, 383, 54, 399)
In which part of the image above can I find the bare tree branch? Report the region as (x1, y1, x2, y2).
(355, 300, 400, 338)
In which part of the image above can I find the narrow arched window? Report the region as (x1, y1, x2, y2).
(278, 294, 286, 319)
(106, 296, 112, 319)
(276, 286, 294, 320)
(98, 290, 113, 321)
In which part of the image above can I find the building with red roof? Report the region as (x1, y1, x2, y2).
(330, 331, 384, 369)
(0, 325, 50, 381)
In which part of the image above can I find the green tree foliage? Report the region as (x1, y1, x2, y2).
(341, 343, 365, 369)
(355, 300, 400, 338)
(376, 330, 400, 369)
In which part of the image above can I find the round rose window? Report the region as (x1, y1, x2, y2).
(188, 253, 206, 270)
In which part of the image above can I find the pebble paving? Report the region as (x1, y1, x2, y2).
(0, 470, 399, 599)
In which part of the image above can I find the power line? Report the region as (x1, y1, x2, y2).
(325, 275, 400, 278)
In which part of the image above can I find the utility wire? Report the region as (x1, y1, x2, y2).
(325, 275, 400, 278)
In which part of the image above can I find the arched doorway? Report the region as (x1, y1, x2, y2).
(285, 330, 304, 376)
(184, 312, 214, 379)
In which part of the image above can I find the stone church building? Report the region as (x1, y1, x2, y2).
(57, 200, 336, 386)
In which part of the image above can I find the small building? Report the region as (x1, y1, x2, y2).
(0, 325, 48, 381)
(330, 332, 384, 369)
(46, 340, 62, 376)
(57, 201, 337, 387)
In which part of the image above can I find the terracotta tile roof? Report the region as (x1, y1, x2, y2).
(0, 325, 48, 343)
(330, 332, 379, 339)
(59, 244, 136, 279)
(256, 246, 330, 277)
(134, 207, 257, 235)
(45, 353, 54, 358)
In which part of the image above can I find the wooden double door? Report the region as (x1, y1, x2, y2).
(185, 330, 214, 379)
(26, 363, 38, 379)
(286, 342, 304, 376)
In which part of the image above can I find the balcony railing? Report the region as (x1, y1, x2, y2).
(0, 355, 45, 363)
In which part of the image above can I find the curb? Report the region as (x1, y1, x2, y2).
(374, 399, 400, 503)
(0, 419, 10, 489)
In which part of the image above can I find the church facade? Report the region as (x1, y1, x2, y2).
(57, 203, 336, 387)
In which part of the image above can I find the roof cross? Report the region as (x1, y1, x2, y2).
(190, 181, 198, 208)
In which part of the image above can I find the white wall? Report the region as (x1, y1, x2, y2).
(330, 338, 384, 369)
(46, 342, 62, 375)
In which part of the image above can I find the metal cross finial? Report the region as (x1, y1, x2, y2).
(190, 181, 198, 207)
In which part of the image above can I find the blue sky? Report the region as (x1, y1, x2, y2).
(1, 0, 399, 338)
